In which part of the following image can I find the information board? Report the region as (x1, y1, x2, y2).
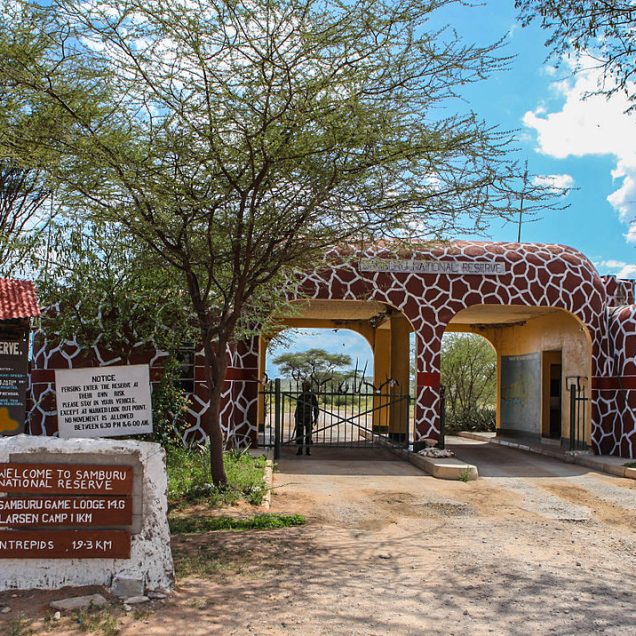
(55, 365, 153, 438)
(0, 335, 29, 436)
(0, 462, 133, 559)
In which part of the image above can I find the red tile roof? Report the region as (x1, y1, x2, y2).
(0, 279, 40, 320)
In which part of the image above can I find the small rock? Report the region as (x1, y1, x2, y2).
(147, 591, 167, 600)
(53, 611, 61, 621)
(378, 553, 392, 559)
(125, 596, 150, 605)
(111, 576, 144, 599)
(1, 606, 11, 614)
(123, 604, 132, 612)
(10, 594, 17, 598)
(50, 594, 108, 611)
(576, 561, 582, 567)
(463, 610, 469, 616)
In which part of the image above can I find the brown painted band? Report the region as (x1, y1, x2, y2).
(224, 367, 259, 382)
(592, 376, 636, 390)
(417, 372, 441, 389)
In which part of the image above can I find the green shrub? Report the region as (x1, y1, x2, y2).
(445, 407, 496, 433)
(167, 446, 268, 508)
(149, 357, 192, 447)
(170, 513, 305, 534)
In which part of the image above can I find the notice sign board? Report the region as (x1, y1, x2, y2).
(0, 462, 132, 559)
(55, 365, 153, 438)
(0, 335, 29, 436)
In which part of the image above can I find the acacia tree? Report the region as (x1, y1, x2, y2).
(273, 348, 352, 384)
(516, 0, 636, 111)
(2, 0, 564, 484)
(0, 160, 51, 277)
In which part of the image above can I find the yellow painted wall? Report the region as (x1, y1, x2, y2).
(472, 311, 592, 442)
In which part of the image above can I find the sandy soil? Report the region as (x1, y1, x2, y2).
(2, 440, 635, 635)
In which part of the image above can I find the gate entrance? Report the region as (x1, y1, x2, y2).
(259, 379, 409, 459)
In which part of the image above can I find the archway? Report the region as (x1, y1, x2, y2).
(257, 300, 417, 449)
(442, 305, 593, 447)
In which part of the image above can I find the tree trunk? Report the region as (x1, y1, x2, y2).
(201, 332, 229, 487)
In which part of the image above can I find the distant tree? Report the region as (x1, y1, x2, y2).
(273, 348, 352, 385)
(516, 0, 636, 111)
(441, 333, 496, 431)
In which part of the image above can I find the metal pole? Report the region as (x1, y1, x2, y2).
(274, 378, 281, 460)
(439, 386, 446, 450)
(569, 383, 576, 451)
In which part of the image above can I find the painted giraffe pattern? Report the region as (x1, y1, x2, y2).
(28, 241, 636, 457)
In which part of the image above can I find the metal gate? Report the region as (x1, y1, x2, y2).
(258, 378, 410, 459)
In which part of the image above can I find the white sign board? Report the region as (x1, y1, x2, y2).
(55, 365, 153, 439)
(359, 258, 508, 275)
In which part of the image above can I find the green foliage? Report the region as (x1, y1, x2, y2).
(148, 357, 192, 448)
(72, 607, 119, 636)
(167, 446, 268, 508)
(38, 221, 196, 359)
(5, 615, 33, 636)
(516, 0, 635, 111)
(0, 160, 51, 278)
(446, 407, 496, 433)
(441, 333, 496, 432)
(169, 513, 305, 534)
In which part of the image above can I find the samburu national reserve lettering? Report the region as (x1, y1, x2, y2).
(0, 463, 133, 494)
(358, 258, 508, 275)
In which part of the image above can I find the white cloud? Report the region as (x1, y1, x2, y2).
(532, 173, 575, 191)
(617, 264, 636, 279)
(523, 58, 636, 241)
(595, 259, 636, 279)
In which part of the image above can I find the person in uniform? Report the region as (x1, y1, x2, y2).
(295, 380, 319, 455)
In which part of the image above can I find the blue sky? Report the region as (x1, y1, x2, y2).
(268, 0, 636, 377)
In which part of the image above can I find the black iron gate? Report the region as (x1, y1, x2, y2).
(258, 378, 410, 459)
(568, 379, 589, 451)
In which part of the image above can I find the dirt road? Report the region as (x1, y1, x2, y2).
(4, 439, 636, 635)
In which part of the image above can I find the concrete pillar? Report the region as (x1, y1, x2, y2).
(389, 314, 411, 442)
(372, 328, 391, 432)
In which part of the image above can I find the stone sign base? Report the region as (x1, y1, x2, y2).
(0, 435, 174, 591)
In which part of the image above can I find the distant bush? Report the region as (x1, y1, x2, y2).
(445, 408, 496, 433)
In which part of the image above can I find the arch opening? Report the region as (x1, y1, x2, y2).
(257, 300, 416, 451)
(442, 304, 593, 448)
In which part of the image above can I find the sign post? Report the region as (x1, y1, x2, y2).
(0, 462, 133, 559)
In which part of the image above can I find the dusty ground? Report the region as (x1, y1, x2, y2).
(2, 438, 636, 635)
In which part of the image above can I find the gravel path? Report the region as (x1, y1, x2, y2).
(5, 442, 635, 635)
